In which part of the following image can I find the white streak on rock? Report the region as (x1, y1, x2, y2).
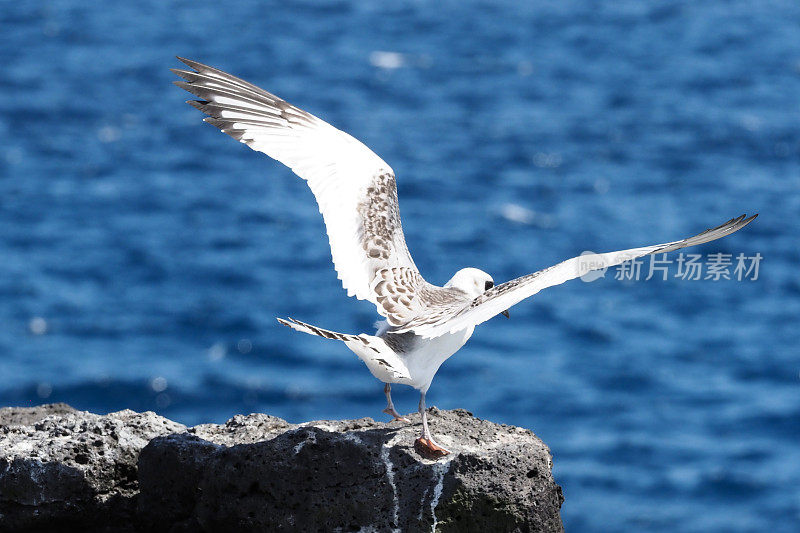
(429, 458, 453, 533)
(418, 487, 429, 521)
(302, 422, 338, 432)
(293, 431, 317, 454)
(341, 432, 364, 445)
(380, 433, 403, 533)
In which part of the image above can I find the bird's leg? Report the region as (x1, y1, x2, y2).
(382, 383, 410, 422)
(414, 391, 450, 458)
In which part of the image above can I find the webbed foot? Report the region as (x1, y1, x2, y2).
(414, 437, 451, 459)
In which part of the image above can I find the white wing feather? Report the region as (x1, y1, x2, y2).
(173, 59, 758, 340)
(173, 57, 417, 305)
(399, 214, 757, 338)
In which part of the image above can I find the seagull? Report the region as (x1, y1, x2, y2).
(172, 57, 757, 458)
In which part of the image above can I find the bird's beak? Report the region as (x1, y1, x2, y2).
(502, 310, 510, 319)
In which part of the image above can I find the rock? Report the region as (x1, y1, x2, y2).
(136, 433, 221, 532)
(0, 403, 77, 427)
(0, 404, 185, 532)
(139, 408, 563, 532)
(0, 404, 564, 532)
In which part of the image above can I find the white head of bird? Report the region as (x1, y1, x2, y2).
(444, 267, 496, 297)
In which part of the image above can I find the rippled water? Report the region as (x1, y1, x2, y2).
(2, 1, 798, 531)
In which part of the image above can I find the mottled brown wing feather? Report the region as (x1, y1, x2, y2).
(173, 58, 423, 321)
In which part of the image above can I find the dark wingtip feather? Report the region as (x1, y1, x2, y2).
(187, 100, 210, 112)
(203, 117, 228, 129)
(176, 56, 207, 72)
(740, 213, 758, 228)
(173, 80, 209, 100)
(202, 117, 247, 141)
(171, 68, 199, 82)
(650, 212, 758, 255)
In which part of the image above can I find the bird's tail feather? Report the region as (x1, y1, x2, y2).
(276, 317, 359, 342)
(276, 317, 413, 384)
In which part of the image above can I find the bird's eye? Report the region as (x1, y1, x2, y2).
(484, 281, 494, 291)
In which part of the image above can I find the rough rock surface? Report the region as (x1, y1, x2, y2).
(0, 403, 185, 532)
(1, 404, 563, 532)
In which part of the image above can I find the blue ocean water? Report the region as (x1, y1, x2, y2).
(1, 1, 798, 530)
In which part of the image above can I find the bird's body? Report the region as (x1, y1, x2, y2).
(392, 327, 475, 392)
(281, 318, 474, 392)
(173, 57, 757, 457)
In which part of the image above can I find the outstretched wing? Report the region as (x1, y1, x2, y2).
(397, 214, 758, 338)
(172, 57, 421, 312)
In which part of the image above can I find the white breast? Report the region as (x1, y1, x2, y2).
(399, 326, 475, 392)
